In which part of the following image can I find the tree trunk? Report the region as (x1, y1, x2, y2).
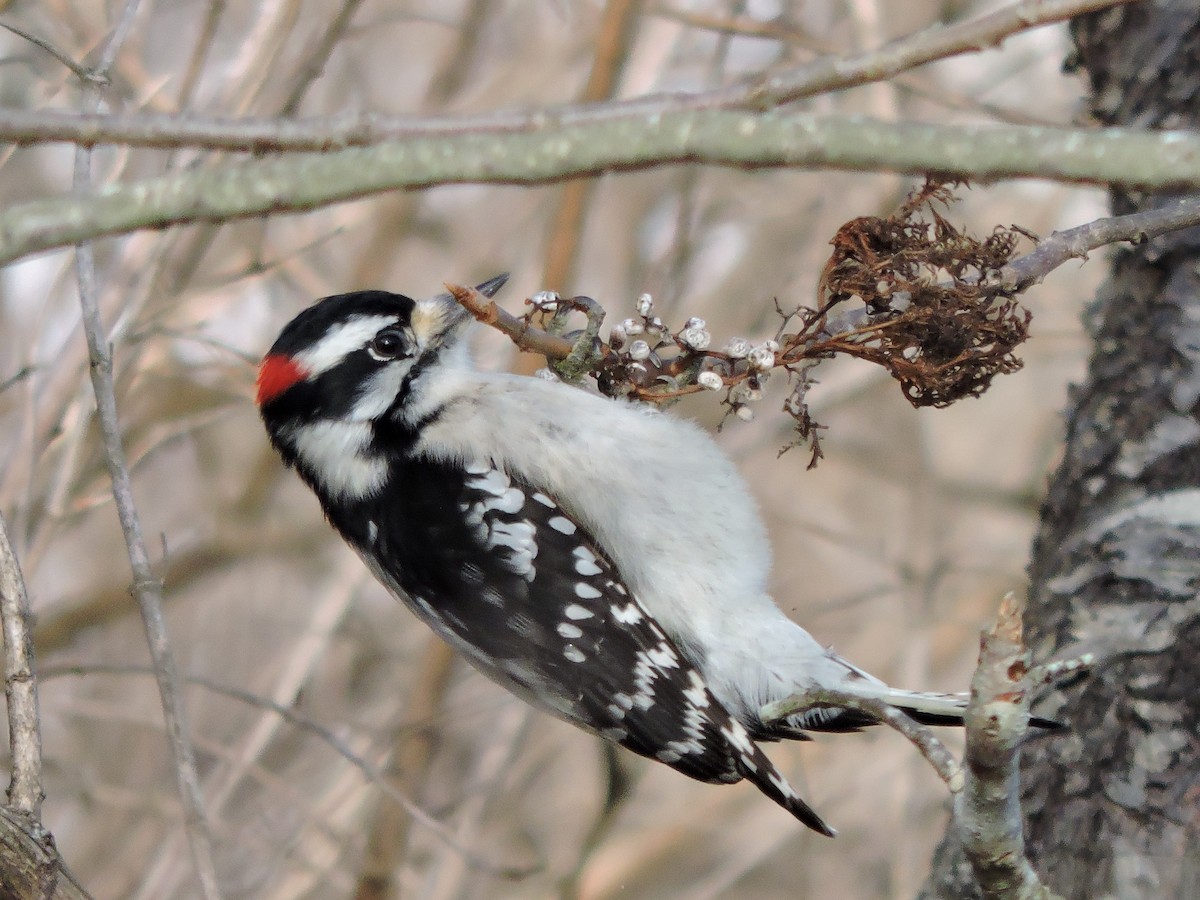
(924, 2, 1200, 897)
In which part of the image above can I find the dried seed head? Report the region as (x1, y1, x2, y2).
(531, 290, 560, 310)
(628, 339, 651, 361)
(636, 293, 654, 317)
(685, 317, 707, 331)
(734, 404, 754, 422)
(724, 337, 751, 359)
(747, 346, 775, 370)
(697, 371, 723, 391)
(626, 361, 649, 384)
(681, 327, 711, 351)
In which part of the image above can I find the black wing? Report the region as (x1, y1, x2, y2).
(324, 455, 833, 835)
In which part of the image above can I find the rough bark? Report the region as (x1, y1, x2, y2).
(0, 808, 89, 900)
(924, 2, 1200, 897)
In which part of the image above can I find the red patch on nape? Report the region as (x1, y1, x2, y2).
(256, 354, 308, 405)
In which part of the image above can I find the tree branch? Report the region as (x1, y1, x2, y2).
(0, 0, 1134, 152)
(954, 594, 1060, 900)
(71, 3, 222, 897)
(0, 807, 90, 900)
(3, 112, 1199, 268)
(997, 198, 1200, 291)
(0, 21, 93, 83)
(445, 283, 579, 361)
(725, 0, 1133, 108)
(0, 513, 42, 820)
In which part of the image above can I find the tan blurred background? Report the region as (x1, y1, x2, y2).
(0, 1, 1106, 897)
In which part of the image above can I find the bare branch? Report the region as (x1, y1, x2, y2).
(0, 0, 1135, 153)
(997, 198, 1200, 291)
(71, 4, 222, 897)
(4, 111, 1199, 268)
(445, 283, 579, 361)
(0, 807, 91, 900)
(720, 0, 1134, 108)
(278, 0, 368, 116)
(74, 260, 222, 899)
(954, 594, 1061, 900)
(36, 662, 537, 881)
(0, 21, 92, 83)
(0, 513, 42, 819)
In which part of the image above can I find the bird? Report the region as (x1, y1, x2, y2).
(255, 273, 1040, 836)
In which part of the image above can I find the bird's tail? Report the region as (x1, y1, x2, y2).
(734, 736, 837, 837)
(776, 683, 1062, 733)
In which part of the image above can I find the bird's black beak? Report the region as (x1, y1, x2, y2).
(418, 273, 510, 344)
(474, 273, 510, 298)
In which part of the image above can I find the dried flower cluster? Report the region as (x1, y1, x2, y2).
(471, 181, 1031, 467)
(815, 179, 1031, 408)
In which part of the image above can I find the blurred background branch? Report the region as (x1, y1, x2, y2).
(70, 1, 221, 895)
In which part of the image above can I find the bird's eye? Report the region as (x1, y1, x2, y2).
(368, 329, 406, 361)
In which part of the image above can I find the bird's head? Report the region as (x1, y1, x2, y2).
(257, 275, 507, 421)
(256, 274, 508, 488)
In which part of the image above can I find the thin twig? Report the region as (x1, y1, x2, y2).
(354, 639, 458, 900)
(0, 0, 1135, 152)
(760, 686, 963, 791)
(445, 284, 578, 360)
(279, 0, 368, 116)
(71, 3, 222, 897)
(997, 198, 1200, 292)
(0, 512, 42, 819)
(0, 20, 92, 82)
(725, 0, 1132, 108)
(36, 663, 538, 880)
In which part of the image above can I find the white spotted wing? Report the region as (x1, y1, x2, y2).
(343, 456, 832, 834)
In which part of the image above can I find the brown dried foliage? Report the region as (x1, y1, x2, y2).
(815, 179, 1031, 408)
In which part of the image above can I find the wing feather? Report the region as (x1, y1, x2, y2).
(324, 455, 832, 834)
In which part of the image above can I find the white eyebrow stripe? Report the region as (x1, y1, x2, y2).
(293, 315, 398, 375)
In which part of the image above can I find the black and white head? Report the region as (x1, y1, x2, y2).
(255, 274, 508, 496)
